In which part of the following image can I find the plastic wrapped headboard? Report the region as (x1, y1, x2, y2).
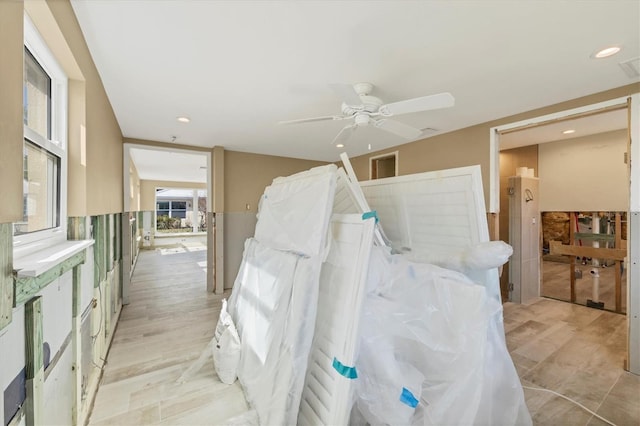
(360, 165, 501, 301)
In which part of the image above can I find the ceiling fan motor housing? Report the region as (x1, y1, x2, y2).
(354, 113, 370, 126)
(341, 94, 383, 115)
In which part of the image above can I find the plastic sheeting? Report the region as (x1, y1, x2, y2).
(354, 247, 531, 426)
(254, 165, 337, 257)
(212, 299, 241, 384)
(405, 240, 513, 274)
(228, 165, 337, 426)
(226, 161, 530, 426)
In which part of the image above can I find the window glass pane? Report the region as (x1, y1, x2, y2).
(14, 141, 60, 235)
(171, 201, 186, 210)
(157, 201, 169, 210)
(172, 211, 186, 219)
(24, 48, 51, 139)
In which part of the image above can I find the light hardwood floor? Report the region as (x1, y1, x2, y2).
(88, 242, 249, 425)
(89, 244, 639, 425)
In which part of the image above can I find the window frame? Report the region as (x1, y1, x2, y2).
(14, 14, 68, 250)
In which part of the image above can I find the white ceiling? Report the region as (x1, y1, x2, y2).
(129, 148, 207, 182)
(70, 0, 639, 171)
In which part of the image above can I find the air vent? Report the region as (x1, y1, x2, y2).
(619, 57, 640, 78)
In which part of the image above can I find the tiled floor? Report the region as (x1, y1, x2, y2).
(505, 298, 639, 425)
(89, 244, 639, 425)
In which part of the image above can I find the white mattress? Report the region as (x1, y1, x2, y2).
(298, 214, 375, 426)
(360, 165, 501, 301)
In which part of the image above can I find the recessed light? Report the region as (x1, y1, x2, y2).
(177, 116, 191, 123)
(592, 46, 621, 59)
(336, 143, 345, 148)
(562, 129, 576, 135)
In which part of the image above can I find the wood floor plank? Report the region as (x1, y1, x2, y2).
(88, 243, 249, 425)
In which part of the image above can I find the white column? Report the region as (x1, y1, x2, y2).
(192, 189, 199, 233)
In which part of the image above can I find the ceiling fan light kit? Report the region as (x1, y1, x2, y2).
(280, 82, 455, 148)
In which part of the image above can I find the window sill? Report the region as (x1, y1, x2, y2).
(14, 239, 94, 278)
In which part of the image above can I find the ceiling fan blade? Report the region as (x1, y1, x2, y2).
(329, 83, 363, 106)
(331, 124, 356, 145)
(374, 119, 422, 140)
(278, 115, 344, 125)
(380, 92, 455, 116)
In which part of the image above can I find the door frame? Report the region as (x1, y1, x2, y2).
(489, 93, 640, 375)
(122, 143, 214, 301)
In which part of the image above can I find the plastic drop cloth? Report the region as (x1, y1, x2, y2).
(354, 247, 531, 426)
(212, 299, 241, 384)
(227, 165, 337, 426)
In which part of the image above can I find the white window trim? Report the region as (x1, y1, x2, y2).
(14, 14, 68, 253)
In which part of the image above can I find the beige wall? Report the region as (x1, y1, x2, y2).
(539, 129, 628, 212)
(140, 180, 206, 211)
(350, 83, 639, 210)
(67, 79, 87, 216)
(224, 150, 327, 213)
(0, 1, 25, 223)
(44, 0, 123, 216)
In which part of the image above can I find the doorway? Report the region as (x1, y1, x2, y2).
(498, 107, 629, 312)
(490, 93, 640, 375)
(369, 151, 398, 179)
(122, 143, 214, 298)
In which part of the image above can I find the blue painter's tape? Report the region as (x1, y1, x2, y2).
(362, 211, 379, 223)
(400, 387, 419, 408)
(332, 357, 358, 379)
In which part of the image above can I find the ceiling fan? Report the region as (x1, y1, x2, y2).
(279, 82, 455, 147)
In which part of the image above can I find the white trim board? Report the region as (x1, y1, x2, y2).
(299, 214, 375, 426)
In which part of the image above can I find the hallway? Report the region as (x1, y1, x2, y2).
(88, 243, 639, 425)
(88, 243, 248, 425)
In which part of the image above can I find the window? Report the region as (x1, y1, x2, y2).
(23, 48, 51, 139)
(156, 201, 170, 218)
(15, 15, 67, 245)
(156, 201, 187, 219)
(170, 201, 187, 219)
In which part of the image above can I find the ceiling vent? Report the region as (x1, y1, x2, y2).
(619, 57, 640, 78)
